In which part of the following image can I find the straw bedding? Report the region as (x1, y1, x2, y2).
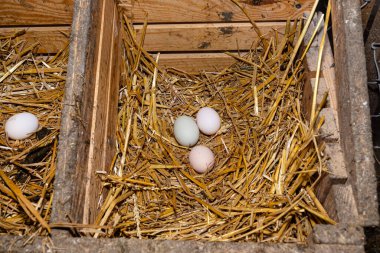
(0, 1, 334, 242)
(0, 32, 68, 235)
(94, 3, 335, 242)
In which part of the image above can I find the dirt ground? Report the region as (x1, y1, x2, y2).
(361, 1, 380, 252)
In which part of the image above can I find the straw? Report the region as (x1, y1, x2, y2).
(94, 1, 335, 242)
(0, 31, 68, 235)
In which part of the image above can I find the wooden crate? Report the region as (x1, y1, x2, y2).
(0, 0, 378, 252)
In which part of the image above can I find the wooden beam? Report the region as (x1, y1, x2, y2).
(0, 0, 73, 26)
(120, 0, 313, 23)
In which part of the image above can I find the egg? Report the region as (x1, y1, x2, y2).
(189, 145, 215, 173)
(174, 115, 199, 147)
(196, 107, 221, 135)
(5, 112, 39, 140)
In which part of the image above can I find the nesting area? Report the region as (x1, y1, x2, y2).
(0, 32, 68, 235)
(94, 5, 336, 242)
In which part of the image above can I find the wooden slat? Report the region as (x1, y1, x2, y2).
(157, 53, 238, 72)
(0, 235, 368, 252)
(136, 22, 285, 52)
(50, 0, 121, 228)
(331, 0, 379, 226)
(83, 0, 121, 224)
(70, 0, 121, 225)
(120, 0, 313, 23)
(0, 27, 70, 54)
(0, 0, 73, 26)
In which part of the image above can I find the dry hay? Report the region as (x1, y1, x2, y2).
(94, 1, 335, 243)
(0, 31, 68, 235)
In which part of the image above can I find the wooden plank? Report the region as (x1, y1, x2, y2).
(0, 0, 73, 26)
(83, 0, 121, 224)
(66, 0, 121, 225)
(157, 53, 238, 72)
(120, 0, 313, 23)
(0, 235, 367, 252)
(79, 0, 116, 225)
(51, 0, 121, 227)
(325, 143, 348, 184)
(331, 184, 360, 224)
(331, 0, 379, 226)
(0, 27, 70, 54)
(319, 108, 340, 142)
(312, 224, 364, 245)
(50, 0, 96, 232)
(135, 22, 285, 52)
(314, 245, 364, 253)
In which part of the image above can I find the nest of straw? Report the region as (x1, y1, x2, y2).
(94, 5, 336, 242)
(0, 31, 68, 235)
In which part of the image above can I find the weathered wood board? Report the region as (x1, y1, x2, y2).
(331, 0, 379, 226)
(156, 53, 237, 72)
(0, 27, 70, 54)
(0, 0, 73, 26)
(50, 0, 121, 226)
(135, 22, 285, 52)
(120, 0, 313, 23)
(0, 235, 366, 253)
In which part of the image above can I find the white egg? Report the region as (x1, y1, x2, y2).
(5, 112, 39, 140)
(196, 107, 221, 135)
(189, 145, 215, 173)
(174, 115, 199, 147)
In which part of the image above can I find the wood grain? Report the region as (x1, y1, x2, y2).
(119, 0, 313, 23)
(325, 143, 348, 184)
(0, 0, 73, 26)
(0, 27, 70, 54)
(74, 0, 120, 224)
(51, 0, 121, 227)
(135, 22, 285, 52)
(50, 0, 96, 231)
(331, 184, 359, 224)
(331, 0, 379, 226)
(157, 53, 238, 72)
(84, 0, 121, 224)
(0, 235, 367, 252)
